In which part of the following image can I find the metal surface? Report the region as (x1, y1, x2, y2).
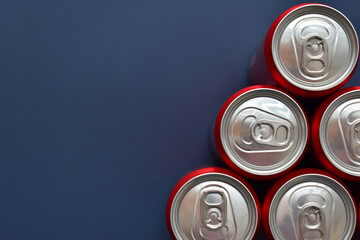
(272, 4, 358, 91)
(170, 173, 258, 240)
(269, 174, 356, 240)
(220, 88, 307, 176)
(320, 90, 360, 177)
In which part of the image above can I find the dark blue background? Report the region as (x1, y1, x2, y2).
(1, 0, 360, 239)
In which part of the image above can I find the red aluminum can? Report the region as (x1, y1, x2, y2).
(312, 86, 360, 181)
(166, 167, 260, 240)
(263, 168, 357, 240)
(249, 3, 359, 98)
(213, 85, 309, 180)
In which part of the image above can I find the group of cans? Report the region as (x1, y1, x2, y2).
(167, 3, 360, 239)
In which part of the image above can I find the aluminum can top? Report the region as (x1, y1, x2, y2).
(268, 172, 356, 239)
(219, 87, 308, 177)
(272, 4, 358, 92)
(167, 168, 259, 239)
(320, 89, 360, 177)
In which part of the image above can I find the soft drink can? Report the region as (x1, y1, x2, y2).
(249, 4, 359, 98)
(263, 169, 357, 239)
(166, 167, 260, 240)
(312, 86, 360, 181)
(214, 85, 308, 179)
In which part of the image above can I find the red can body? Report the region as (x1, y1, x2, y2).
(166, 167, 261, 240)
(312, 86, 360, 181)
(214, 85, 309, 180)
(249, 3, 359, 98)
(262, 168, 357, 240)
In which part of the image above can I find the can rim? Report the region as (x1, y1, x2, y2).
(264, 3, 359, 97)
(319, 88, 360, 177)
(312, 87, 360, 181)
(166, 167, 261, 239)
(214, 85, 309, 179)
(263, 168, 357, 239)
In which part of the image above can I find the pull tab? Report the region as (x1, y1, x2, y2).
(299, 206, 326, 240)
(293, 19, 337, 80)
(251, 119, 291, 147)
(289, 186, 334, 240)
(200, 187, 227, 230)
(191, 185, 236, 240)
(301, 35, 328, 78)
(234, 107, 293, 152)
(339, 102, 360, 164)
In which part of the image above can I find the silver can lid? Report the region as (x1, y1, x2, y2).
(272, 4, 358, 91)
(320, 89, 360, 176)
(269, 173, 356, 239)
(170, 172, 258, 239)
(220, 88, 308, 176)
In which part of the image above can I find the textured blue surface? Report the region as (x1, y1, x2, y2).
(1, 0, 360, 239)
